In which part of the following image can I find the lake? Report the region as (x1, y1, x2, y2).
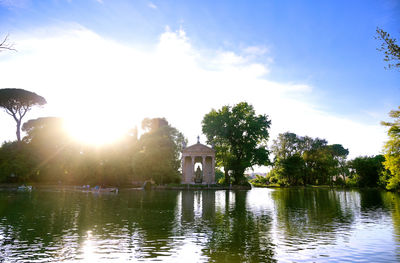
(0, 188, 399, 262)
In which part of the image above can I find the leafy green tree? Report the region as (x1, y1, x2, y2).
(249, 174, 270, 186)
(348, 155, 385, 187)
(274, 154, 305, 185)
(22, 117, 68, 143)
(202, 102, 271, 185)
(0, 141, 35, 182)
(271, 132, 348, 186)
(21, 117, 78, 182)
(302, 146, 332, 185)
(214, 168, 224, 184)
(0, 89, 46, 141)
(328, 144, 349, 180)
(132, 118, 185, 184)
(271, 132, 300, 159)
(201, 105, 233, 184)
(304, 144, 348, 185)
(381, 107, 400, 190)
(376, 28, 400, 70)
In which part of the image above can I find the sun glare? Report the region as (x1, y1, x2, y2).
(64, 116, 127, 146)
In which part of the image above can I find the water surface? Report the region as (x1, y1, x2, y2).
(0, 188, 399, 262)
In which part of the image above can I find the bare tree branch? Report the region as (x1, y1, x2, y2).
(0, 34, 17, 52)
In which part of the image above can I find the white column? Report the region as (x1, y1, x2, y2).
(182, 155, 185, 183)
(202, 156, 206, 183)
(191, 156, 195, 183)
(212, 156, 215, 183)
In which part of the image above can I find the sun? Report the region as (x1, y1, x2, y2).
(64, 115, 127, 146)
(58, 89, 141, 146)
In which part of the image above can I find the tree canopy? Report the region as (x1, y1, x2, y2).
(348, 155, 385, 187)
(0, 115, 185, 186)
(202, 102, 271, 185)
(270, 132, 349, 186)
(132, 118, 186, 184)
(0, 88, 46, 141)
(381, 106, 400, 190)
(376, 28, 400, 71)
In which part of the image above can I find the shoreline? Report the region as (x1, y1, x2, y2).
(1, 183, 398, 192)
(250, 184, 400, 192)
(0, 183, 252, 191)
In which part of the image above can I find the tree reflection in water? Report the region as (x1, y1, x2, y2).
(271, 188, 355, 245)
(180, 190, 275, 262)
(0, 188, 399, 262)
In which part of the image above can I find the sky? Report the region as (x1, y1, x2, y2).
(0, 0, 399, 162)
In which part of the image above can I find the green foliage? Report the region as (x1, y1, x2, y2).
(381, 106, 400, 190)
(348, 155, 385, 187)
(270, 132, 349, 186)
(0, 116, 184, 186)
(345, 174, 360, 188)
(277, 154, 305, 185)
(0, 141, 36, 182)
(202, 102, 271, 185)
(132, 118, 185, 185)
(387, 176, 400, 191)
(249, 174, 270, 187)
(376, 28, 400, 71)
(215, 168, 224, 183)
(0, 88, 47, 141)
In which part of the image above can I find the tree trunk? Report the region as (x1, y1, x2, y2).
(233, 168, 245, 185)
(16, 120, 21, 141)
(224, 168, 230, 185)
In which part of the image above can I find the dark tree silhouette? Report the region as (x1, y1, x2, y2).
(0, 88, 46, 141)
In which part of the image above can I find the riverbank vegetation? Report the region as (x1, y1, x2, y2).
(0, 115, 185, 186)
(249, 105, 400, 191)
(0, 92, 399, 191)
(250, 134, 387, 189)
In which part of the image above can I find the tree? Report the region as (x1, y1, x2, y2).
(275, 154, 305, 186)
(0, 141, 35, 182)
(270, 132, 349, 186)
(202, 102, 271, 185)
(348, 155, 385, 187)
(271, 132, 300, 159)
(22, 117, 67, 143)
(132, 118, 186, 184)
(0, 89, 46, 141)
(381, 107, 400, 190)
(376, 28, 400, 70)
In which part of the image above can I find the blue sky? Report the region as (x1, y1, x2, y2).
(0, 0, 399, 158)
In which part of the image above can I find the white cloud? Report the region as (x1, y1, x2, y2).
(148, 2, 157, 9)
(0, 24, 386, 160)
(243, 45, 269, 56)
(0, 0, 30, 8)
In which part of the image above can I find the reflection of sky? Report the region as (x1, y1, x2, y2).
(0, 189, 399, 262)
(247, 187, 276, 213)
(270, 190, 399, 262)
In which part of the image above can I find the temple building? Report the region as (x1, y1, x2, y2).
(181, 137, 216, 184)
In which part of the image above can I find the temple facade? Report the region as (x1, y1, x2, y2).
(181, 140, 216, 184)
